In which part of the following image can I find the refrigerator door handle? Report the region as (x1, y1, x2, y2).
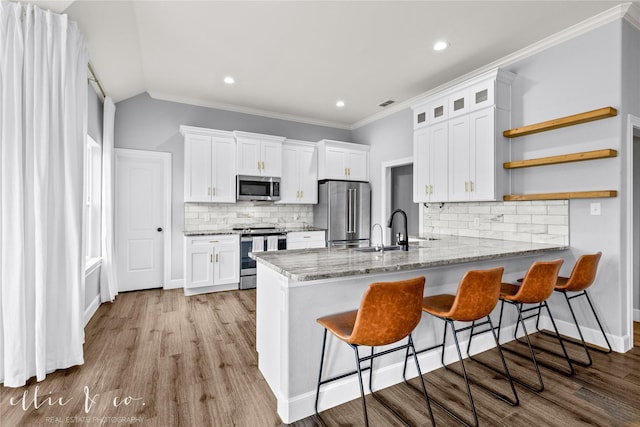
(351, 188, 357, 234)
(347, 188, 353, 233)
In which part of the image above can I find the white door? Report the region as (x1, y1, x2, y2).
(116, 149, 170, 292)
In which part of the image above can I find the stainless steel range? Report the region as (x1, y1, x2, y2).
(235, 226, 287, 289)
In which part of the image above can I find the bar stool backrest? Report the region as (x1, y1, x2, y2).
(517, 259, 563, 303)
(445, 267, 504, 322)
(347, 276, 425, 347)
(556, 252, 602, 292)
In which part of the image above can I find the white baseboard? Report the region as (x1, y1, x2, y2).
(165, 278, 184, 290)
(536, 315, 626, 352)
(634, 308, 640, 322)
(84, 295, 101, 327)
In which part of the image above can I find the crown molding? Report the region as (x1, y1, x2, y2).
(623, 2, 640, 30)
(148, 91, 352, 131)
(351, 2, 637, 131)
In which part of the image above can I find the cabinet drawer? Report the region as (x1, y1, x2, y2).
(188, 234, 238, 246)
(286, 231, 326, 248)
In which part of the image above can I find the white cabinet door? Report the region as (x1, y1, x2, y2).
(413, 127, 430, 203)
(279, 142, 317, 204)
(346, 149, 369, 181)
(318, 140, 370, 182)
(413, 124, 448, 203)
(185, 235, 239, 291)
(298, 145, 317, 203)
(430, 122, 449, 202)
(261, 141, 282, 177)
(212, 137, 237, 202)
(469, 107, 496, 201)
(184, 134, 213, 202)
(279, 144, 299, 203)
(183, 127, 236, 203)
(448, 115, 471, 202)
(214, 242, 240, 285)
(323, 146, 349, 180)
(235, 132, 284, 177)
(237, 137, 262, 176)
(186, 240, 214, 289)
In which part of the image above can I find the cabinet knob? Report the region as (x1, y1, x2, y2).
(157, 227, 163, 232)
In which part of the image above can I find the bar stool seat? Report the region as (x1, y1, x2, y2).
(405, 267, 518, 427)
(315, 276, 435, 427)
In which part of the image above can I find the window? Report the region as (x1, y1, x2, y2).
(84, 135, 102, 264)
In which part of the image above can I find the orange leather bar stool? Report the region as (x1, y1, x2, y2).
(530, 252, 612, 366)
(314, 277, 435, 427)
(477, 259, 574, 393)
(405, 267, 518, 427)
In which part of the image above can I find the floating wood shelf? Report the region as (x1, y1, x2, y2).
(504, 149, 618, 169)
(503, 107, 618, 138)
(504, 190, 617, 201)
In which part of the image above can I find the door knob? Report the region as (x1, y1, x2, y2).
(157, 227, 163, 232)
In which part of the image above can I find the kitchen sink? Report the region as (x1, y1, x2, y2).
(355, 245, 403, 253)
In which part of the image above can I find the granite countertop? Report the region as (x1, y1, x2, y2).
(250, 235, 568, 281)
(183, 226, 325, 236)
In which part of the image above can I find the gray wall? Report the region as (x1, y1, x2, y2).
(351, 108, 414, 229)
(391, 164, 418, 238)
(114, 93, 351, 282)
(353, 19, 639, 340)
(85, 84, 103, 311)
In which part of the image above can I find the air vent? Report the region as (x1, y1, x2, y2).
(378, 100, 395, 107)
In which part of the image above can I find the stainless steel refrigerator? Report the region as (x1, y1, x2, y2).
(314, 180, 371, 248)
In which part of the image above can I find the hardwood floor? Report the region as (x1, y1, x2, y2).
(1, 289, 639, 426)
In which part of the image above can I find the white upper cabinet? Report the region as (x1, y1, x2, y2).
(234, 131, 285, 177)
(413, 122, 448, 203)
(181, 126, 236, 203)
(317, 139, 370, 181)
(412, 68, 515, 203)
(278, 140, 318, 204)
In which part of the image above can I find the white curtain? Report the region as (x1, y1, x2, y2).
(0, 2, 88, 387)
(100, 97, 118, 302)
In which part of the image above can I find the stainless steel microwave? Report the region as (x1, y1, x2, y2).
(237, 175, 281, 201)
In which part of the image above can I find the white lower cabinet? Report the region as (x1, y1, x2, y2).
(286, 231, 326, 249)
(185, 234, 239, 294)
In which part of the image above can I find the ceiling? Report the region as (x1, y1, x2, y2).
(30, 1, 632, 129)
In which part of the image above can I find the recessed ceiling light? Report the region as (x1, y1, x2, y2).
(433, 41, 449, 51)
(336, 100, 345, 108)
(224, 76, 235, 85)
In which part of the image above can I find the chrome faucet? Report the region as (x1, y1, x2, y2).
(387, 209, 409, 251)
(371, 223, 384, 251)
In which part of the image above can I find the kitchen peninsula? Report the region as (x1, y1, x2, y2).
(250, 235, 568, 423)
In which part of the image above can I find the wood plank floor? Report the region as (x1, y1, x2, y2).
(1, 289, 639, 426)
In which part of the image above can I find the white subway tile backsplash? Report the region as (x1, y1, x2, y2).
(184, 202, 314, 232)
(516, 205, 548, 215)
(503, 214, 532, 224)
(423, 201, 568, 245)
